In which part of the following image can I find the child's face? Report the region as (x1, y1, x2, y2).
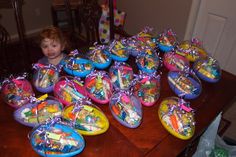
(40, 38, 64, 60)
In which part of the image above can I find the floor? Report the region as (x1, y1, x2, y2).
(223, 100, 236, 144)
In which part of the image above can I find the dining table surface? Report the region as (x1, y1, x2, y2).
(0, 56, 236, 157)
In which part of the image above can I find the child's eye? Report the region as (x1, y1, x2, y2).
(41, 45, 48, 49)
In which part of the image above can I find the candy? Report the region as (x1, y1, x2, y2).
(109, 62, 134, 90)
(14, 96, 63, 127)
(54, 76, 87, 106)
(30, 118, 85, 156)
(158, 97, 195, 140)
(62, 101, 109, 135)
(1, 75, 34, 108)
(109, 91, 142, 128)
(168, 71, 202, 99)
(85, 71, 113, 104)
(193, 56, 221, 83)
(33, 64, 59, 93)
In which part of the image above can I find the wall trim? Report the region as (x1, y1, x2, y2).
(10, 25, 51, 41)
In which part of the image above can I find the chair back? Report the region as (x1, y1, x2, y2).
(0, 23, 10, 75)
(77, 0, 102, 45)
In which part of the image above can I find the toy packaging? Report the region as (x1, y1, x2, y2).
(1, 74, 34, 108)
(62, 100, 109, 135)
(109, 91, 142, 128)
(14, 95, 63, 127)
(33, 63, 59, 93)
(158, 97, 195, 140)
(30, 117, 85, 157)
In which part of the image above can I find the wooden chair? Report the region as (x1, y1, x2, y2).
(76, 0, 102, 46)
(0, 23, 10, 75)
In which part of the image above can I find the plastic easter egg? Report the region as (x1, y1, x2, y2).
(158, 29, 178, 52)
(124, 37, 143, 57)
(107, 40, 129, 62)
(30, 119, 85, 157)
(133, 73, 161, 106)
(168, 71, 202, 99)
(1, 76, 34, 108)
(109, 91, 142, 128)
(163, 52, 190, 71)
(158, 97, 195, 140)
(87, 45, 112, 69)
(136, 50, 160, 73)
(62, 101, 109, 135)
(33, 64, 59, 93)
(177, 40, 208, 62)
(54, 76, 87, 106)
(14, 95, 63, 127)
(63, 57, 94, 77)
(85, 71, 113, 104)
(109, 62, 134, 90)
(193, 57, 221, 83)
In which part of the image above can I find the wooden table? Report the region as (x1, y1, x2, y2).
(0, 58, 236, 157)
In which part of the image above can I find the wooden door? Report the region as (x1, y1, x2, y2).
(187, 0, 236, 75)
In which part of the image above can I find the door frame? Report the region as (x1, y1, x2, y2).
(184, 0, 201, 40)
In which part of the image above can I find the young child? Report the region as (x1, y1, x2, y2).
(38, 26, 69, 66)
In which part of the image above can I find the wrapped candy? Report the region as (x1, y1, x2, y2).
(168, 71, 202, 99)
(193, 56, 221, 83)
(62, 100, 109, 135)
(177, 38, 208, 62)
(54, 76, 87, 106)
(109, 90, 142, 128)
(107, 40, 129, 62)
(136, 49, 160, 73)
(14, 95, 63, 127)
(132, 72, 161, 106)
(163, 51, 190, 71)
(87, 44, 112, 69)
(33, 63, 60, 93)
(85, 70, 113, 104)
(29, 117, 85, 157)
(1, 74, 34, 108)
(135, 26, 157, 49)
(158, 97, 195, 140)
(109, 62, 134, 90)
(63, 50, 94, 77)
(158, 29, 178, 52)
(125, 27, 157, 57)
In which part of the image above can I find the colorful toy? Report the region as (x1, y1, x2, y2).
(87, 44, 112, 69)
(158, 97, 195, 140)
(1, 74, 34, 108)
(30, 118, 85, 157)
(163, 52, 190, 71)
(158, 29, 178, 52)
(109, 91, 142, 128)
(177, 38, 208, 62)
(109, 62, 134, 90)
(168, 71, 202, 99)
(85, 71, 113, 104)
(62, 100, 109, 135)
(54, 76, 87, 106)
(63, 57, 94, 78)
(33, 63, 60, 93)
(107, 40, 129, 62)
(136, 50, 160, 73)
(193, 56, 221, 83)
(136, 26, 157, 49)
(14, 95, 63, 127)
(132, 72, 161, 106)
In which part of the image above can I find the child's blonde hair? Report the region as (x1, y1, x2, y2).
(39, 26, 69, 50)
